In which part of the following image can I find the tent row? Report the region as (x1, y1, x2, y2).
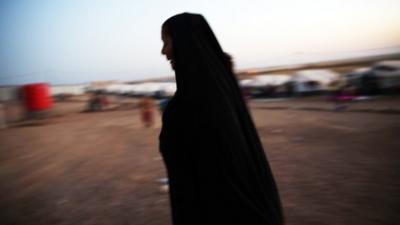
(239, 69, 342, 97)
(88, 82, 177, 98)
(239, 60, 400, 98)
(345, 60, 400, 95)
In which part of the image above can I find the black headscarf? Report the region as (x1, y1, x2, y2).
(159, 12, 284, 225)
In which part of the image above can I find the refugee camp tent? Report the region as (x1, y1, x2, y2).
(292, 69, 340, 94)
(239, 79, 254, 88)
(372, 60, 400, 89)
(50, 84, 88, 96)
(346, 61, 400, 95)
(245, 75, 292, 87)
(238, 75, 293, 98)
(157, 82, 176, 97)
(92, 82, 177, 97)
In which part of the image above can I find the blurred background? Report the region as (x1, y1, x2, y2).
(0, 0, 399, 225)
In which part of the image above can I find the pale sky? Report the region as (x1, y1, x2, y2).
(1, 0, 400, 85)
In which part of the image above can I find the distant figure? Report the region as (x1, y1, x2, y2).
(138, 96, 155, 127)
(159, 98, 170, 114)
(159, 13, 283, 225)
(284, 81, 294, 97)
(0, 103, 6, 129)
(241, 87, 252, 102)
(361, 72, 381, 95)
(88, 91, 108, 111)
(332, 85, 356, 111)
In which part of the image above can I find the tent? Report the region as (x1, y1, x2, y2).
(292, 69, 340, 93)
(239, 75, 292, 87)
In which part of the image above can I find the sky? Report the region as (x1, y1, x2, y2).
(1, 0, 400, 85)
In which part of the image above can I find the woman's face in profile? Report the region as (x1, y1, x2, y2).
(161, 27, 174, 70)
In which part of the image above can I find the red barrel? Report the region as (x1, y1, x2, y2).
(22, 83, 53, 111)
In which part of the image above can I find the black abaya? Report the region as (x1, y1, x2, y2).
(159, 13, 284, 225)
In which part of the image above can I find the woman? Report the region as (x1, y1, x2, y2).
(159, 13, 284, 225)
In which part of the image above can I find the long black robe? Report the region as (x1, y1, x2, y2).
(159, 13, 284, 225)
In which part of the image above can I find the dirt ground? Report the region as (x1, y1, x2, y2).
(0, 96, 399, 225)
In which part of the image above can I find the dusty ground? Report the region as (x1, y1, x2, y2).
(0, 96, 399, 225)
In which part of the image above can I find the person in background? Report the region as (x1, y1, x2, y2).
(138, 95, 155, 127)
(0, 103, 7, 129)
(159, 98, 170, 114)
(88, 91, 109, 112)
(332, 84, 357, 111)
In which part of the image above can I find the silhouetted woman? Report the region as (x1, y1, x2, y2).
(159, 13, 284, 225)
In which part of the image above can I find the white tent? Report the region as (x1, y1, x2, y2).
(92, 81, 177, 97)
(51, 84, 88, 96)
(120, 82, 177, 96)
(239, 75, 292, 88)
(157, 82, 177, 96)
(239, 79, 254, 87)
(292, 69, 340, 93)
(375, 60, 400, 69)
(372, 60, 400, 88)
